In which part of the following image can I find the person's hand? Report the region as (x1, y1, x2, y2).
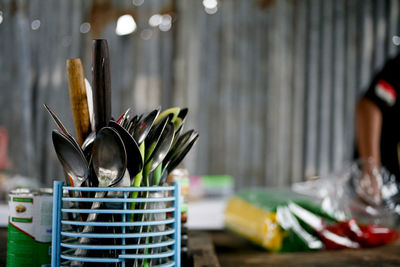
(355, 162, 383, 206)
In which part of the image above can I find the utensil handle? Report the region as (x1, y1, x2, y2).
(67, 58, 91, 146)
(74, 191, 105, 258)
(134, 191, 149, 267)
(92, 39, 111, 132)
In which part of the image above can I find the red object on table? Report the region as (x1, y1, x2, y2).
(319, 218, 399, 250)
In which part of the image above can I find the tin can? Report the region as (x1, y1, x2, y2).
(167, 167, 189, 222)
(7, 188, 53, 267)
(34, 188, 53, 267)
(7, 188, 37, 267)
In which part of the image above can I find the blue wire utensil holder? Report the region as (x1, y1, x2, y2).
(51, 181, 181, 267)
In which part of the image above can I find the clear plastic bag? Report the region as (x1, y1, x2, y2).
(224, 161, 400, 252)
(292, 161, 400, 229)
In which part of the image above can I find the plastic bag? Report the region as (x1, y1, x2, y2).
(292, 161, 400, 228)
(225, 189, 332, 252)
(224, 180, 399, 252)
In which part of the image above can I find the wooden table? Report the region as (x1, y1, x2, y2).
(190, 230, 400, 267)
(0, 227, 6, 266)
(2, 228, 400, 266)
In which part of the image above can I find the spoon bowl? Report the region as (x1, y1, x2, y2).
(45, 104, 81, 151)
(147, 122, 175, 173)
(163, 129, 194, 167)
(109, 120, 143, 180)
(52, 130, 89, 187)
(92, 127, 127, 187)
(75, 127, 127, 258)
(133, 107, 160, 145)
(159, 131, 199, 185)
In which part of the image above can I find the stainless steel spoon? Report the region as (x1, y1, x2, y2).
(116, 108, 131, 124)
(133, 107, 160, 145)
(52, 130, 88, 231)
(163, 129, 194, 168)
(178, 107, 188, 122)
(109, 120, 143, 180)
(92, 127, 126, 187)
(144, 114, 172, 163)
(146, 122, 175, 173)
(45, 104, 81, 151)
(52, 130, 89, 187)
(75, 127, 127, 257)
(81, 131, 96, 161)
(159, 131, 199, 185)
(81, 131, 96, 151)
(173, 122, 185, 141)
(135, 122, 175, 265)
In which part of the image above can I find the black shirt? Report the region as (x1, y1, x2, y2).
(364, 54, 400, 179)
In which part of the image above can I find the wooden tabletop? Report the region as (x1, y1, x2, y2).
(190, 230, 400, 267)
(2, 227, 399, 266)
(0, 227, 6, 266)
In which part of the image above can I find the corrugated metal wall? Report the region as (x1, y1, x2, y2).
(176, 0, 400, 188)
(0, 0, 399, 188)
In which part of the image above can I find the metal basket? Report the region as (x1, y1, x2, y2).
(51, 181, 181, 266)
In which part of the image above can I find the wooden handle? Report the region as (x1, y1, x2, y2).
(92, 39, 111, 132)
(66, 58, 91, 146)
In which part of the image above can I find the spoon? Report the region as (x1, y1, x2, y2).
(44, 104, 81, 151)
(135, 122, 175, 263)
(163, 129, 194, 167)
(52, 130, 89, 230)
(92, 127, 126, 187)
(75, 127, 127, 257)
(81, 131, 96, 156)
(52, 130, 89, 187)
(154, 107, 180, 125)
(81, 131, 96, 164)
(145, 122, 175, 186)
(84, 78, 95, 132)
(144, 114, 172, 163)
(127, 115, 139, 134)
(172, 107, 188, 135)
(133, 107, 160, 145)
(159, 131, 199, 185)
(121, 114, 129, 129)
(172, 107, 188, 132)
(172, 121, 184, 143)
(109, 120, 143, 180)
(116, 108, 131, 124)
(178, 107, 188, 122)
(145, 122, 175, 173)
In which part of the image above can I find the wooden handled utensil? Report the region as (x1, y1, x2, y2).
(66, 58, 91, 146)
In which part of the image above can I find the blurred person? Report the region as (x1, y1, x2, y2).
(356, 54, 400, 206)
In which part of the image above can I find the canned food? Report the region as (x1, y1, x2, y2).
(35, 188, 53, 267)
(7, 188, 53, 267)
(167, 167, 189, 222)
(7, 188, 37, 267)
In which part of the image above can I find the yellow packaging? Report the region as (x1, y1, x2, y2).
(225, 196, 284, 251)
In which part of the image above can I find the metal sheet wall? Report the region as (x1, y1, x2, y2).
(0, 0, 399, 188)
(174, 0, 400, 188)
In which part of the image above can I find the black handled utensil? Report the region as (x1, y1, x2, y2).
(92, 39, 111, 132)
